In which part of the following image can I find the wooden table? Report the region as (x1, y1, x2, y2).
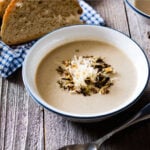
(0, 0, 150, 150)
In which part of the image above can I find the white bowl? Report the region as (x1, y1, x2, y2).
(125, 0, 150, 25)
(22, 25, 149, 122)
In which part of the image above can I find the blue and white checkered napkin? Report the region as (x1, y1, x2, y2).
(0, 0, 105, 78)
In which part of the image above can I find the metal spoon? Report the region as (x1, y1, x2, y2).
(59, 103, 150, 150)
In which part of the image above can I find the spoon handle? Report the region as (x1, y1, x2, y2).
(95, 103, 150, 148)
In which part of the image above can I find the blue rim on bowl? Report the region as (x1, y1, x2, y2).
(125, 0, 150, 19)
(22, 25, 150, 121)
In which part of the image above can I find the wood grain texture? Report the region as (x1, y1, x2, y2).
(0, 78, 2, 99)
(125, 2, 150, 91)
(87, 0, 129, 34)
(0, 71, 44, 150)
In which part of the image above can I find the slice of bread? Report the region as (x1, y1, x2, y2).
(0, 0, 11, 17)
(1, 0, 82, 45)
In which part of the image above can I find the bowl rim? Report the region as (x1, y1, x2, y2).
(22, 25, 150, 120)
(125, 0, 150, 19)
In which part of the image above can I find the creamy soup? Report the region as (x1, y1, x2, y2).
(134, 0, 150, 15)
(36, 41, 137, 115)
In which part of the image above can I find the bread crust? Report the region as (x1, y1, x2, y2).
(1, 0, 83, 45)
(0, 0, 11, 17)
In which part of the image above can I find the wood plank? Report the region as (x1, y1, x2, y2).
(0, 77, 2, 99)
(0, 77, 6, 150)
(125, 2, 150, 92)
(44, 0, 133, 150)
(123, 4, 150, 148)
(0, 71, 44, 150)
(87, 0, 129, 34)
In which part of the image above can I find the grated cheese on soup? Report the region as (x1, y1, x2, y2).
(68, 55, 97, 87)
(56, 55, 116, 96)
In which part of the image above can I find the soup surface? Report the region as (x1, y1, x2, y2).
(36, 41, 137, 115)
(134, 0, 150, 15)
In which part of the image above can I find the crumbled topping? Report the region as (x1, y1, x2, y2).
(56, 55, 116, 96)
(16, 2, 23, 8)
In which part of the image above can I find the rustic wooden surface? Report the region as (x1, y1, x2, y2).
(0, 0, 150, 150)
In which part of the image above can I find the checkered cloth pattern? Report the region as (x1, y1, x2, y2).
(0, 0, 105, 78)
